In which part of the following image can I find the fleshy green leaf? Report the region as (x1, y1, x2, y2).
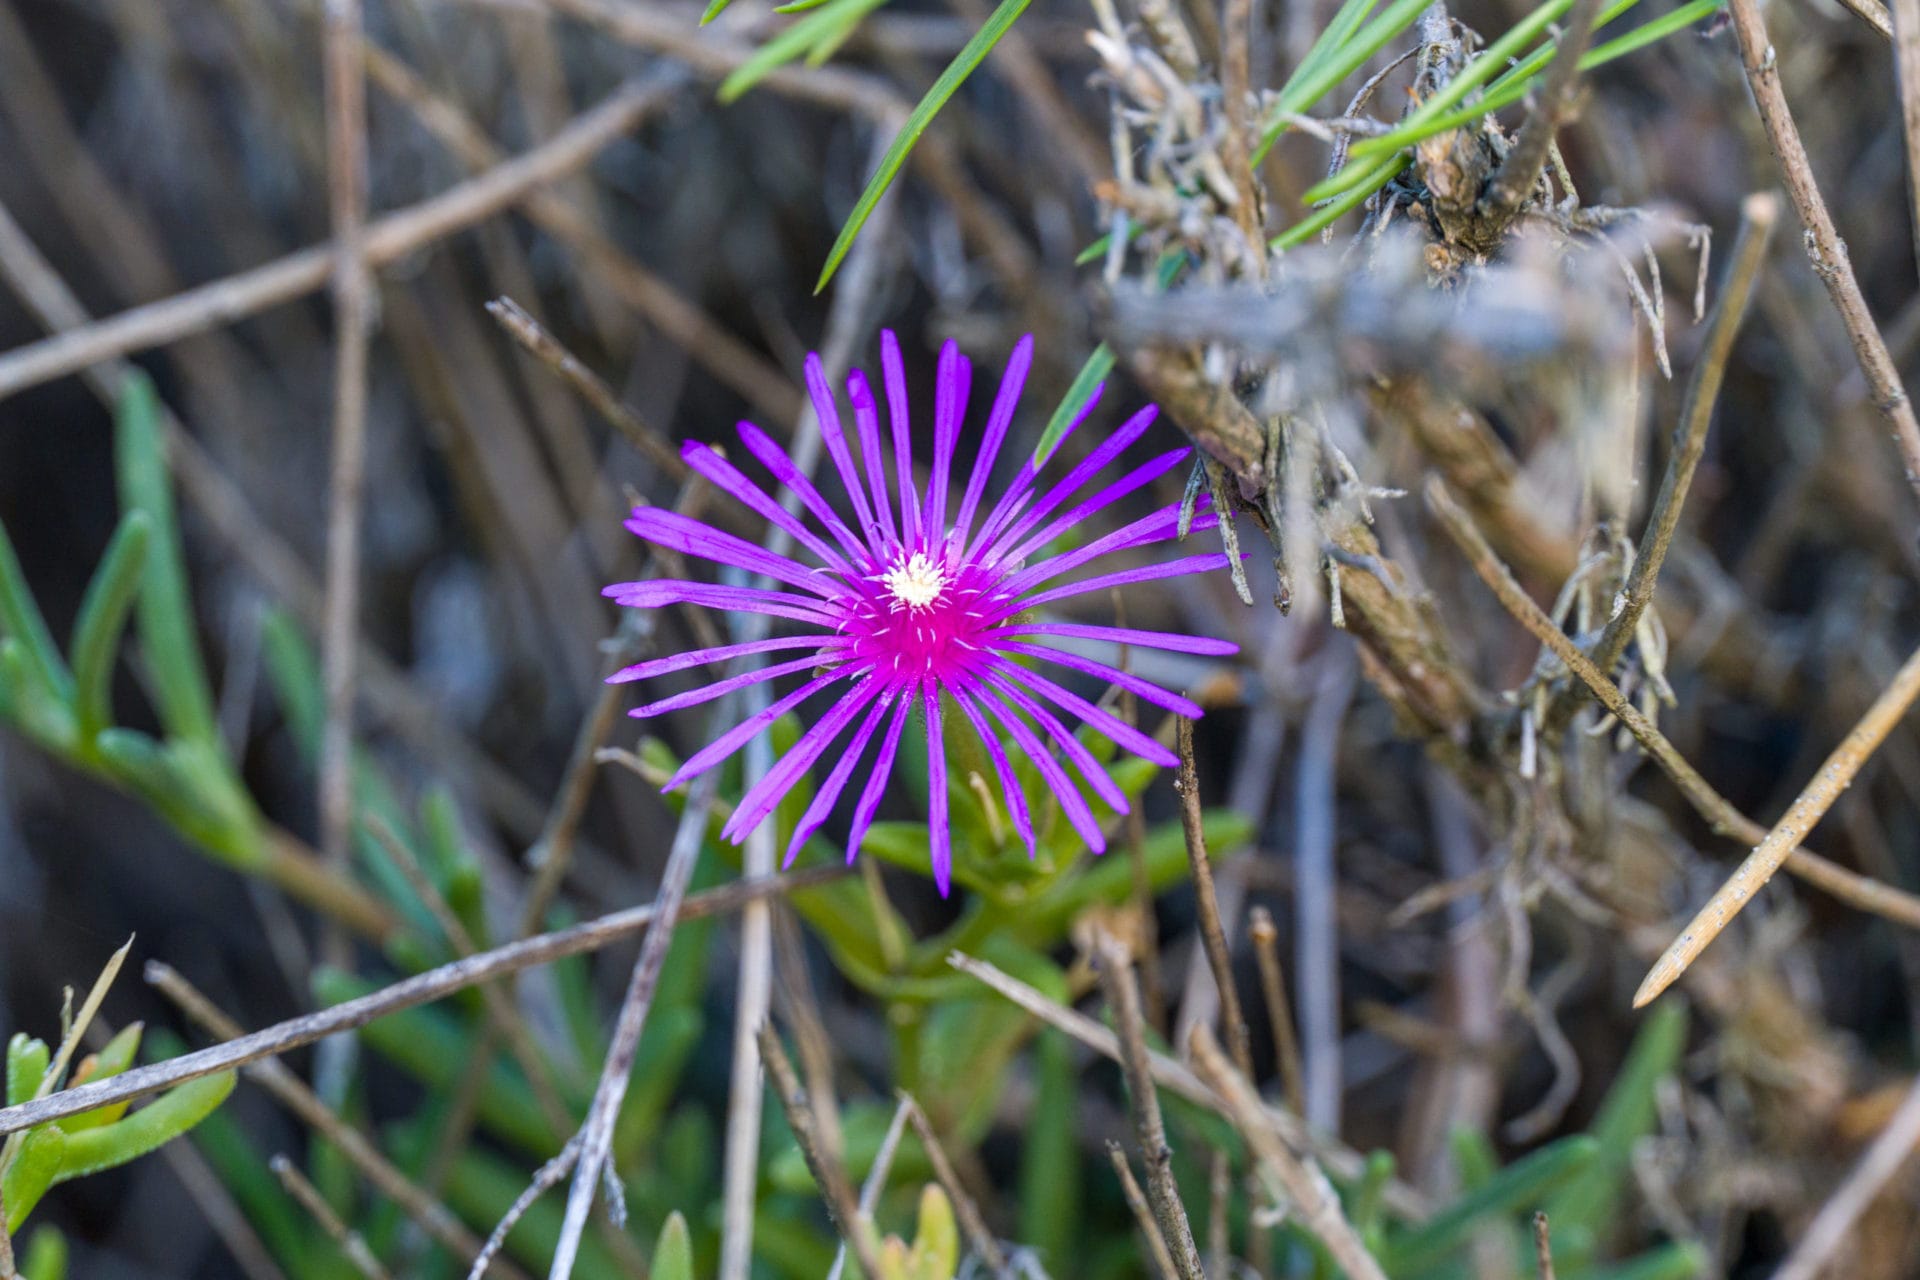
(58, 1022, 144, 1132)
(19, 1225, 68, 1280)
(816, 0, 1033, 292)
(52, 1070, 236, 1184)
(70, 511, 152, 741)
(114, 372, 219, 746)
(0, 519, 71, 706)
(652, 1211, 695, 1280)
(2, 1126, 66, 1231)
(7, 1035, 50, 1109)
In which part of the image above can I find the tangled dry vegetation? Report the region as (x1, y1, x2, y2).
(5, 0, 1920, 1275)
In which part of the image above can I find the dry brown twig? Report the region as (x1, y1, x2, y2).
(1420, 479, 1920, 999)
(1726, 0, 1920, 499)
(1770, 1072, 1920, 1280)
(901, 1095, 1009, 1274)
(1096, 936, 1207, 1280)
(1108, 1142, 1182, 1280)
(757, 1025, 887, 1280)
(1248, 905, 1308, 1116)
(1189, 1024, 1388, 1280)
(1175, 717, 1254, 1079)
(270, 1155, 392, 1280)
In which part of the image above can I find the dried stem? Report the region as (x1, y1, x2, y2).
(1771, 1073, 1920, 1280)
(1894, 0, 1920, 299)
(1635, 638, 1920, 1005)
(1421, 478, 1920, 995)
(317, 0, 373, 909)
(1176, 717, 1254, 1079)
(1481, 0, 1609, 224)
(1534, 1211, 1557, 1280)
(1726, 0, 1920, 499)
(547, 773, 718, 1278)
(148, 965, 530, 1280)
(271, 1155, 393, 1280)
(1588, 192, 1778, 678)
(1096, 937, 1207, 1280)
(1189, 1024, 1389, 1280)
(902, 1095, 1008, 1274)
(1108, 1143, 1182, 1280)
(757, 1025, 886, 1280)
(1248, 905, 1307, 1116)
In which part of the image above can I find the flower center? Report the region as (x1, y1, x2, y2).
(879, 551, 948, 611)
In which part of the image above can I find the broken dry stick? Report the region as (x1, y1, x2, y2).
(1635, 638, 1920, 1006)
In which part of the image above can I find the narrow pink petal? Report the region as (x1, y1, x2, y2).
(681, 441, 854, 575)
(631, 655, 825, 719)
(1010, 554, 1233, 614)
(786, 692, 895, 864)
(725, 679, 883, 843)
(950, 682, 1036, 856)
(609, 634, 845, 684)
(848, 369, 898, 546)
(923, 682, 952, 895)
(603, 580, 841, 628)
(988, 657, 1179, 768)
(994, 447, 1191, 568)
(736, 422, 870, 564)
(807, 354, 882, 557)
(846, 693, 913, 863)
(967, 678, 1107, 852)
(951, 335, 1032, 548)
(880, 330, 921, 545)
(968, 382, 1105, 558)
(924, 342, 970, 544)
(624, 508, 831, 596)
(984, 405, 1160, 564)
(997, 640, 1204, 717)
(975, 668, 1130, 812)
(668, 669, 851, 787)
(988, 622, 1239, 658)
(993, 500, 1199, 601)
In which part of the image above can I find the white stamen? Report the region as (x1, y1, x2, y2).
(879, 551, 948, 611)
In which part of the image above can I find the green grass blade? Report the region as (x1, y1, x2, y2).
(1273, 153, 1409, 248)
(114, 373, 219, 747)
(1279, 0, 1381, 105)
(1255, 0, 1435, 158)
(699, 0, 735, 21)
(0, 519, 71, 705)
(69, 511, 151, 741)
(1381, 1135, 1599, 1274)
(816, 0, 1033, 292)
(719, 0, 888, 102)
(1034, 347, 1115, 466)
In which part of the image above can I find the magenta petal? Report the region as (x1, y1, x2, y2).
(924, 341, 969, 544)
(681, 442, 854, 575)
(846, 693, 912, 864)
(735, 422, 870, 564)
(604, 580, 841, 628)
(989, 622, 1239, 658)
(807, 354, 882, 557)
(725, 679, 883, 843)
(998, 640, 1204, 718)
(951, 335, 1033, 549)
(624, 508, 830, 596)
(786, 693, 894, 864)
(631, 654, 825, 719)
(989, 657, 1179, 768)
(923, 682, 952, 895)
(950, 683, 1036, 856)
(880, 330, 921, 545)
(975, 667, 1130, 813)
(669, 669, 850, 787)
(994, 501, 1193, 600)
(1010, 554, 1235, 614)
(967, 678, 1107, 853)
(969, 381, 1105, 558)
(985, 405, 1159, 562)
(847, 369, 898, 546)
(994, 447, 1192, 568)
(609, 634, 844, 684)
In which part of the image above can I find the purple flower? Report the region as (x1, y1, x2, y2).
(605, 331, 1237, 894)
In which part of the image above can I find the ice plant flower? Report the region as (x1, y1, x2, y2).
(604, 332, 1237, 894)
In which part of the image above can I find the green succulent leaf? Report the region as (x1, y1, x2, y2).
(2, 1125, 66, 1232)
(58, 1022, 144, 1132)
(652, 1211, 695, 1280)
(0, 518, 72, 708)
(52, 1070, 236, 1185)
(7, 1034, 50, 1109)
(19, 1225, 69, 1280)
